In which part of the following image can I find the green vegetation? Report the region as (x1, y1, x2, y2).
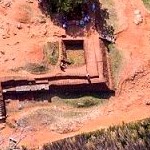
(43, 118, 150, 150)
(64, 98, 104, 108)
(66, 50, 85, 67)
(25, 63, 48, 74)
(108, 44, 122, 87)
(44, 41, 59, 65)
(142, 0, 150, 10)
(51, 92, 111, 108)
(11, 62, 49, 74)
(41, 0, 84, 14)
(101, 0, 118, 30)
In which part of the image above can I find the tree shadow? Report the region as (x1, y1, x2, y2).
(94, 0, 114, 37)
(38, 0, 115, 38)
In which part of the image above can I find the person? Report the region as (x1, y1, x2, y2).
(83, 14, 90, 23)
(86, 73, 91, 84)
(79, 20, 85, 27)
(60, 60, 67, 71)
(62, 22, 67, 29)
(60, 59, 71, 71)
(62, 16, 68, 29)
(91, 3, 96, 12)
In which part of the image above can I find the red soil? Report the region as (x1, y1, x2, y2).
(0, 0, 150, 149)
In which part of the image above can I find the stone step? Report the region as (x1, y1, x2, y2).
(0, 99, 6, 120)
(0, 116, 6, 120)
(0, 84, 5, 121)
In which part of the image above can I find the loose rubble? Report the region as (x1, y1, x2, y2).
(133, 9, 143, 25)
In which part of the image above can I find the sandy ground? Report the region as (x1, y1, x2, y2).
(0, 0, 150, 149)
(0, 0, 66, 76)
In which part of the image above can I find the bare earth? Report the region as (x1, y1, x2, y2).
(0, 0, 150, 149)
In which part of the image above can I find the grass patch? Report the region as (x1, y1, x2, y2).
(44, 41, 59, 65)
(108, 44, 122, 87)
(142, 0, 150, 10)
(62, 93, 110, 108)
(51, 92, 111, 108)
(25, 63, 49, 74)
(64, 98, 104, 108)
(101, 0, 118, 31)
(66, 50, 85, 67)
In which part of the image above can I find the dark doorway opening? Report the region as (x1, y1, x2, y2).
(63, 40, 84, 50)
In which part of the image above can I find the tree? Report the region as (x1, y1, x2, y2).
(56, 0, 84, 13)
(40, 0, 84, 14)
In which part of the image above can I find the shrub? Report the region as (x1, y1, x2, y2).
(43, 118, 150, 150)
(25, 63, 48, 74)
(64, 97, 104, 108)
(43, 42, 59, 66)
(39, 0, 84, 14)
(142, 0, 150, 10)
(108, 44, 122, 87)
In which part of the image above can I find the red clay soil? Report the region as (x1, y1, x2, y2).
(0, 0, 150, 149)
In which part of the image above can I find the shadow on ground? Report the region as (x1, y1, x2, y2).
(39, 0, 114, 37)
(3, 89, 115, 102)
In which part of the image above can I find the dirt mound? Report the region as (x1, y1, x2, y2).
(118, 61, 150, 96)
(102, 61, 150, 114)
(8, 2, 32, 23)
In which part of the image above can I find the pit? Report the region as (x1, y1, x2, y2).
(62, 39, 85, 67)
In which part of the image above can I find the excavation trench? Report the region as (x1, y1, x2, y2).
(0, 38, 114, 122)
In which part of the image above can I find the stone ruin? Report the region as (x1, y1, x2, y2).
(0, 37, 114, 122)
